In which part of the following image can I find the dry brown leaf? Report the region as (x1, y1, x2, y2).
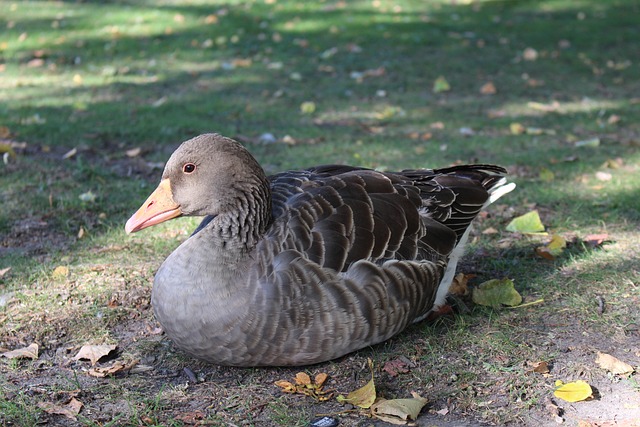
(480, 81, 497, 95)
(1, 343, 39, 360)
(88, 360, 139, 378)
(449, 273, 475, 296)
(275, 371, 333, 401)
(383, 358, 410, 377)
(175, 410, 206, 424)
(315, 372, 328, 387)
(527, 360, 550, 375)
(595, 352, 634, 376)
(37, 397, 83, 420)
(0, 267, 11, 278)
(74, 344, 117, 365)
(295, 372, 312, 386)
(274, 380, 297, 393)
(584, 233, 609, 248)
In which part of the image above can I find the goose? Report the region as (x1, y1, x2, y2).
(125, 133, 514, 366)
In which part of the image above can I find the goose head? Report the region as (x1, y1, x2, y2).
(125, 133, 269, 234)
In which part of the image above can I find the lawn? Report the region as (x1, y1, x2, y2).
(1, 0, 639, 426)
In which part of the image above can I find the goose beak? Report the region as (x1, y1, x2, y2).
(125, 179, 182, 233)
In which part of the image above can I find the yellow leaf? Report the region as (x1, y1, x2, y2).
(536, 234, 566, 260)
(300, 101, 316, 114)
(510, 122, 525, 135)
(539, 168, 555, 182)
(371, 392, 429, 424)
(274, 380, 296, 393)
(554, 380, 593, 402)
(432, 76, 450, 93)
(0, 142, 16, 159)
(595, 352, 634, 376)
(506, 210, 547, 235)
(337, 359, 376, 408)
(52, 265, 70, 278)
(472, 278, 522, 308)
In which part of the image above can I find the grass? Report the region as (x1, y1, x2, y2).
(1, 0, 640, 425)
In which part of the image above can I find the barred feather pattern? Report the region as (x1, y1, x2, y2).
(148, 134, 512, 366)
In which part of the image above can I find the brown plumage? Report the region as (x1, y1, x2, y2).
(126, 133, 514, 366)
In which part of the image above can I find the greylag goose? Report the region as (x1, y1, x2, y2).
(126, 133, 514, 366)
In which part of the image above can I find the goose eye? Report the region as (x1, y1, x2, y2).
(183, 163, 196, 174)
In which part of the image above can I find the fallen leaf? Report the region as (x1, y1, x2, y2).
(523, 47, 538, 61)
(52, 266, 70, 278)
(554, 380, 593, 402)
(480, 82, 497, 95)
(37, 397, 83, 420)
(436, 407, 449, 416)
(300, 101, 316, 114)
(595, 171, 612, 181)
(583, 233, 609, 248)
(295, 372, 312, 386)
(274, 380, 297, 393)
(506, 210, 547, 235)
(536, 234, 567, 260)
(432, 76, 450, 93)
(528, 360, 550, 375)
(315, 372, 329, 387)
(62, 147, 77, 159)
(79, 191, 97, 202)
(0, 267, 11, 278)
(88, 360, 139, 378)
(510, 122, 525, 135)
(275, 371, 333, 401)
(607, 114, 621, 125)
(575, 137, 600, 148)
(0, 142, 17, 159)
(77, 226, 86, 239)
(472, 278, 522, 308)
(449, 273, 475, 296)
(126, 147, 141, 157)
(383, 358, 410, 377)
(175, 410, 206, 424)
(539, 168, 555, 182)
(1, 343, 39, 360)
(74, 344, 117, 365)
(337, 359, 376, 408)
(371, 392, 429, 425)
(482, 227, 498, 235)
(595, 352, 634, 376)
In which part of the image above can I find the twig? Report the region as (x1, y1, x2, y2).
(507, 298, 545, 309)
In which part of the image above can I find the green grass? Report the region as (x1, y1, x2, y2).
(1, 0, 639, 426)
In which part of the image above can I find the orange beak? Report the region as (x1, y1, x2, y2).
(125, 179, 182, 233)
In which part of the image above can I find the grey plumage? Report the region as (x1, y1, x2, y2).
(126, 133, 514, 366)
